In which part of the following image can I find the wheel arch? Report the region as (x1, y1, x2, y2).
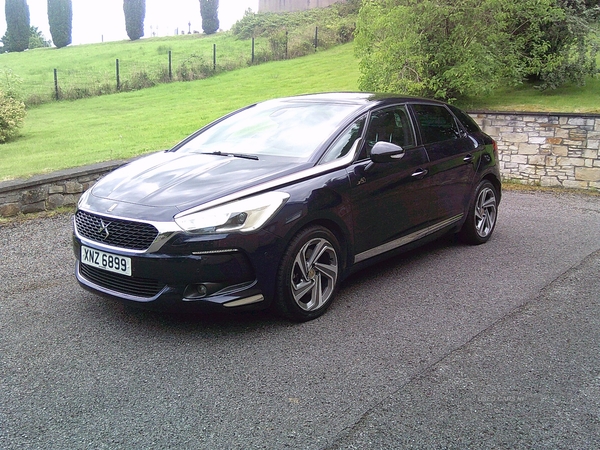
(281, 216, 352, 276)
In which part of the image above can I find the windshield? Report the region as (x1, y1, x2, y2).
(176, 99, 363, 160)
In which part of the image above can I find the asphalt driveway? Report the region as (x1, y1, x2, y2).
(1, 189, 599, 449)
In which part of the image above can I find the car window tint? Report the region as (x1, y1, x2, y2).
(413, 104, 461, 144)
(320, 118, 365, 164)
(448, 105, 481, 134)
(360, 106, 415, 160)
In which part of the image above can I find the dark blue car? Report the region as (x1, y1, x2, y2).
(73, 93, 501, 321)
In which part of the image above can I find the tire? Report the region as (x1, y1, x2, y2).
(459, 180, 498, 245)
(276, 226, 341, 322)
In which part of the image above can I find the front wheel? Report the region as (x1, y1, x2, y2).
(459, 180, 498, 245)
(276, 226, 341, 322)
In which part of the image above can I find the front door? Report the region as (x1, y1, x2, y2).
(347, 106, 432, 259)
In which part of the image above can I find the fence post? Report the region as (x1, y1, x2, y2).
(116, 59, 121, 91)
(53, 69, 59, 101)
(285, 31, 289, 59)
(314, 27, 318, 52)
(251, 38, 255, 64)
(213, 44, 217, 71)
(168, 51, 173, 80)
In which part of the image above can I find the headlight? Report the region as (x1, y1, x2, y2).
(174, 191, 290, 234)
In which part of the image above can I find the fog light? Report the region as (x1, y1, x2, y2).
(183, 283, 211, 300)
(196, 284, 208, 298)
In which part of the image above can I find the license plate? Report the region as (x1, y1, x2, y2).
(81, 246, 132, 277)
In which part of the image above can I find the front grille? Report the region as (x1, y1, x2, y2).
(75, 210, 159, 251)
(79, 263, 165, 298)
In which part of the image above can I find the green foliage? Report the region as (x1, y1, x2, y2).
(0, 68, 24, 101)
(0, 90, 26, 143)
(47, 0, 73, 48)
(123, 0, 145, 41)
(29, 26, 52, 49)
(231, 1, 359, 42)
(4, 0, 30, 52)
(2, 25, 50, 51)
(200, 0, 220, 35)
(355, 0, 598, 101)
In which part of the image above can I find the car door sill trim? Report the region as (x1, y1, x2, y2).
(354, 214, 463, 264)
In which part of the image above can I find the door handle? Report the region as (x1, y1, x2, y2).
(464, 154, 474, 163)
(411, 168, 428, 179)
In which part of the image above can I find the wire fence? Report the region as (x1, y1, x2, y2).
(24, 27, 345, 106)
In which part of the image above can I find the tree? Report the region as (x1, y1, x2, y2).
(47, 0, 72, 48)
(1, 26, 49, 52)
(123, 0, 145, 41)
(200, 0, 219, 35)
(355, 0, 598, 101)
(4, 0, 30, 52)
(29, 26, 52, 49)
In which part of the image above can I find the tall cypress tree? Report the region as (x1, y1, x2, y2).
(123, 0, 145, 41)
(199, 0, 219, 35)
(4, 0, 30, 52)
(47, 0, 72, 48)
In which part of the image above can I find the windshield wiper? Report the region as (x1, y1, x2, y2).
(203, 151, 259, 160)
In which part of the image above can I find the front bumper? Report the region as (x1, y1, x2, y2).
(72, 228, 282, 312)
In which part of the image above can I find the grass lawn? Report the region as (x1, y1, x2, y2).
(1, 44, 360, 180)
(457, 78, 600, 114)
(0, 33, 269, 104)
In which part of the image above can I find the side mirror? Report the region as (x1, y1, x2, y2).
(370, 141, 405, 163)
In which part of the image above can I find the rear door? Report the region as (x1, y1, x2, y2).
(410, 103, 477, 222)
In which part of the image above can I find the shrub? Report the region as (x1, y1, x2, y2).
(0, 90, 26, 143)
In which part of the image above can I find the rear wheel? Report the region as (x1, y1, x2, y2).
(276, 226, 341, 322)
(459, 180, 498, 245)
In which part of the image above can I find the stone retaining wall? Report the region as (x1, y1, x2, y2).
(0, 161, 126, 218)
(1, 111, 599, 218)
(471, 112, 600, 190)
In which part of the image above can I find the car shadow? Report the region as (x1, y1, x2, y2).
(93, 233, 462, 334)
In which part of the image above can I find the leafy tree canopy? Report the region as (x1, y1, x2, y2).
(355, 0, 599, 101)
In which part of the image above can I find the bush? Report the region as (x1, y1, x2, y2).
(0, 90, 26, 143)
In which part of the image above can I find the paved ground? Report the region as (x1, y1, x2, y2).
(1, 189, 599, 449)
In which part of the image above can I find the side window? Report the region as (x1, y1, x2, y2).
(413, 104, 461, 144)
(320, 118, 365, 164)
(360, 106, 415, 160)
(448, 105, 481, 134)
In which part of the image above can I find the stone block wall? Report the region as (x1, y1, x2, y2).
(0, 161, 126, 218)
(471, 112, 600, 190)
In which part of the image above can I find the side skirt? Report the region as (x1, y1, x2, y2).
(354, 214, 463, 264)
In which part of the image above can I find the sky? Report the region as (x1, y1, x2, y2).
(0, 0, 259, 45)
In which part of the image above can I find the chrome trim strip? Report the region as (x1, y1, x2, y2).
(354, 214, 463, 264)
(223, 294, 265, 308)
(191, 249, 239, 255)
(174, 138, 363, 219)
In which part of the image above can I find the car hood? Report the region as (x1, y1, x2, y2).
(90, 151, 310, 211)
